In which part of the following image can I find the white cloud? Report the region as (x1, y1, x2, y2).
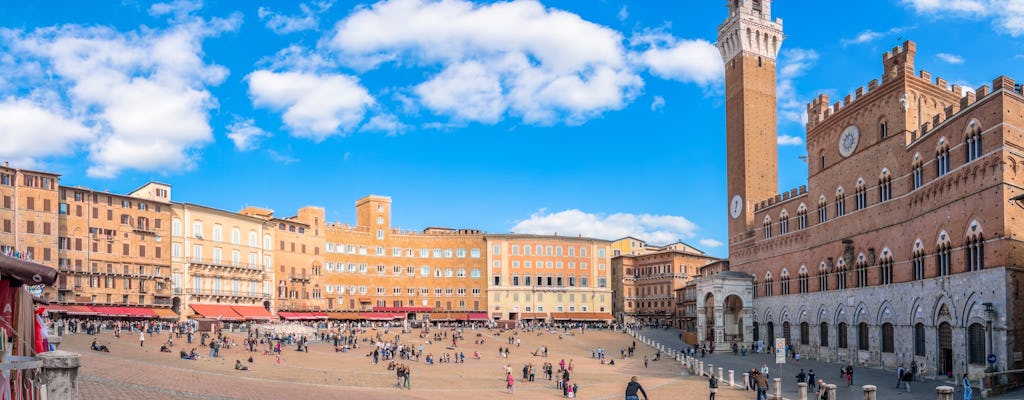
(0, 97, 94, 165)
(226, 119, 271, 151)
(1, 11, 241, 178)
(258, 1, 334, 34)
(776, 48, 819, 124)
(266, 148, 299, 165)
(248, 70, 374, 140)
(936, 53, 964, 64)
(360, 114, 409, 135)
(777, 134, 804, 146)
(839, 26, 913, 46)
(632, 31, 723, 86)
(698, 238, 723, 248)
(617, 5, 629, 22)
(901, 0, 1024, 36)
(326, 0, 643, 125)
(650, 96, 665, 112)
(510, 209, 699, 245)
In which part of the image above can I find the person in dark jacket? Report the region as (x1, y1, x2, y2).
(625, 376, 649, 400)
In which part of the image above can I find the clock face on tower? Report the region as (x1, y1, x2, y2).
(730, 195, 743, 219)
(839, 125, 860, 157)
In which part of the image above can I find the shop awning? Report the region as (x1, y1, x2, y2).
(327, 312, 362, 320)
(66, 305, 98, 316)
(372, 306, 432, 313)
(467, 312, 489, 321)
(153, 308, 179, 319)
(86, 306, 158, 318)
(278, 311, 328, 320)
(519, 313, 548, 320)
(190, 304, 244, 321)
(358, 312, 402, 321)
(231, 305, 274, 320)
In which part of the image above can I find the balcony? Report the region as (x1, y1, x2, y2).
(186, 288, 271, 300)
(289, 275, 311, 284)
(186, 258, 264, 273)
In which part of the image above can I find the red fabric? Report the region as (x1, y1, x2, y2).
(33, 311, 45, 354)
(230, 305, 274, 320)
(0, 280, 16, 337)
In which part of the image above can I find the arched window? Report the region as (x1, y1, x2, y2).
(783, 321, 792, 343)
(912, 153, 924, 189)
(763, 217, 773, 239)
(819, 322, 829, 347)
(936, 241, 951, 276)
(880, 256, 894, 285)
(936, 138, 950, 176)
(968, 323, 987, 364)
(798, 267, 809, 293)
(914, 323, 926, 356)
(835, 187, 846, 217)
(800, 322, 810, 345)
(818, 263, 828, 291)
(835, 259, 847, 290)
(858, 322, 870, 351)
(837, 322, 848, 348)
(878, 169, 892, 202)
(881, 323, 894, 353)
(965, 119, 982, 162)
(966, 233, 985, 272)
(797, 204, 808, 229)
(913, 248, 926, 280)
(856, 261, 868, 287)
(854, 179, 867, 210)
(764, 273, 774, 297)
(780, 269, 790, 295)
(818, 196, 828, 223)
(779, 210, 790, 235)
(879, 120, 889, 139)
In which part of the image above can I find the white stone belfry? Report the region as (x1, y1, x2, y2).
(695, 271, 755, 351)
(716, 0, 784, 62)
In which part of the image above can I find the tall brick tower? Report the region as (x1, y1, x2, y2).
(717, 0, 782, 243)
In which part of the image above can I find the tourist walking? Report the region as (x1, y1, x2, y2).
(708, 373, 719, 400)
(816, 379, 828, 400)
(807, 370, 817, 392)
(140, 331, 145, 347)
(754, 370, 769, 400)
(506, 371, 514, 394)
(896, 364, 905, 388)
(963, 374, 973, 400)
(624, 376, 649, 400)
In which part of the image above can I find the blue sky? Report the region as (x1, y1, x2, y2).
(0, 0, 1021, 258)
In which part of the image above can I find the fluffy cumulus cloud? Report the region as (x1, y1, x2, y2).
(631, 31, 723, 86)
(360, 113, 409, 135)
(0, 4, 239, 177)
(0, 97, 94, 165)
(840, 26, 913, 46)
(936, 53, 965, 64)
(510, 209, 700, 245)
(226, 118, 271, 151)
(698, 238, 723, 248)
(650, 95, 665, 112)
(248, 70, 374, 140)
(901, 0, 1024, 36)
(776, 48, 819, 124)
(258, 1, 334, 34)
(326, 0, 643, 125)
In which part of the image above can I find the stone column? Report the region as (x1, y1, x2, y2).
(936, 386, 954, 400)
(707, 363, 713, 376)
(862, 384, 876, 400)
(714, 305, 725, 350)
(728, 370, 734, 386)
(773, 377, 782, 400)
(743, 372, 750, 390)
(699, 361, 705, 375)
(39, 350, 80, 400)
(797, 382, 807, 400)
(826, 383, 837, 400)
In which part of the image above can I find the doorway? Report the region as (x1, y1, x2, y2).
(939, 322, 953, 377)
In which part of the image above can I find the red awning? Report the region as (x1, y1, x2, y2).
(45, 305, 68, 313)
(278, 311, 328, 320)
(359, 312, 402, 321)
(87, 306, 157, 318)
(190, 304, 244, 321)
(66, 305, 98, 316)
(467, 312, 489, 321)
(372, 306, 432, 313)
(231, 305, 274, 320)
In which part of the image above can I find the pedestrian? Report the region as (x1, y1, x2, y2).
(624, 376, 649, 400)
(816, 379, 828, 400)
(761, 363, 770, 381)
(807, 370, 817, 392)
(962, 373, 972, 400)
(846, 364, 854, 386)
(796, 368, 806, 383)
(896, 364, 905, 388)
(795, 352, 801, 365)
(506, 371, 514, 394)
(754, 371, 769, 400)
(708, 373, 719, 400)
(139, 331, 145, 347)
(903, 368, 912, 392)
(643, 355, 648, 368)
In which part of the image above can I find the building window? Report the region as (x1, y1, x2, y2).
(798, 272, 808, 293)
(780, 274, 790, 295)
(764, 278, 773, 296)
(936, 243, 951, 276)
(818, 267, 828, 291)
(855, 185, 867, 210)
(879, 173, 892, 202)
(966, 120, 982, 162)
(779, 212, 789, 235)
(968, 323, 986, 365)
(817, 198, 827, 223)
(937, 147, 950, 176)
(800, 322, 810, 345)
(879, 121, 888, 139)
(819, 322, 829, 347)
(856, 262, 868, 287)
(857, 322, 869, 351)
(797, 208, 808, 229)
(880, 258, 893, 285)
(914, 323, 926, 357)
(881, 323, 894, 353)
(966, 235, 984, 271)
(835, 191, 846, 216)
(763, 218, 772, 239)
(913, 251, 925, 280)
(835, 264, 847, 290)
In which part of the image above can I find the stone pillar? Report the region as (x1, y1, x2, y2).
(862, 384, 876, 400)
(797, 382, 807, 400)
(728, 370, 734, 386)
(743, 372, 750, 390)
(826, 384, 837, 400)
(773, 377, 782, 400)
(936, 386, 954, 400)
(699, 361, 705, 375)
(707, 363, 713, 376)
(39, 350, 80, 400)
(718, 367, 724, 381)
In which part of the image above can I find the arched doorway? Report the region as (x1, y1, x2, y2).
(783, 321, 792, 345)
(939, 322, 953, 376)
(172, 297, 181, 314)
(753, 322, 760, 342)
(766, 321, 776, 345)
(704, 293, 716, 345)
(723, 295, 744, 342)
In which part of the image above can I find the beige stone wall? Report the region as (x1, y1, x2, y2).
(0, 166, 59, 299)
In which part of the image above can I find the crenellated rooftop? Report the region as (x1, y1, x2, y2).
(753, 185, 808, 213)
(909, 76, 1019, 144)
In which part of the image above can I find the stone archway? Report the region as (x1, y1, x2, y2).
(724, 294, 744, 342)
(704, 293, 716, 345)
(695, 270, 755, 350)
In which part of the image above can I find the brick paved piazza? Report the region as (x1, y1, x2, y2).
(63, 326, 751, 400)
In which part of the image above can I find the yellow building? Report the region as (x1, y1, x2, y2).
(485, 234, 613, 322)
(258, 206, 326, 312)
(320, 196, 488, 320)
(172, 203, 276, 320)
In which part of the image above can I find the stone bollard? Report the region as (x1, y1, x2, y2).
(743, 372, 750, 390)
(936, 386, 954, 400)
(728, 370, 734, 387)
(826, 383, 837, 400)
(39, 350, 80, 400)
(707, 363, 713, 376)
(699, 361, 705, 375)
(773, 378, 782, 400)
(718, 367, 724, 381)
(798, 382, 808, 400)
(862, 385, 877, 400)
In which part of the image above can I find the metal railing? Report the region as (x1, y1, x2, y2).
(185, 257, 265, 272)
